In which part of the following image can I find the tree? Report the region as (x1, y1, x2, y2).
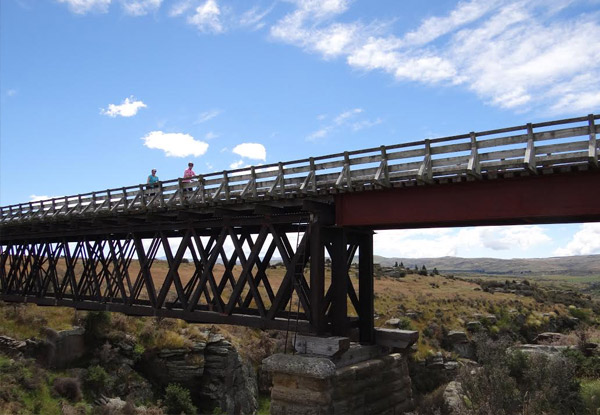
(394, 261, 398, 267)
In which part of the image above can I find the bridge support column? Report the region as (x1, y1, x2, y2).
(263, 343, 414, 415)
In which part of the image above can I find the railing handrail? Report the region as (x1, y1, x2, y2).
(1, 113, 598, 223)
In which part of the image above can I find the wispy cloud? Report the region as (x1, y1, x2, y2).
(121, 0, 162, 16)
(307, 108, 381, 140)
(195, 109, 222, 123)
(239, 5, 274, 31)
(272, 0, 600, 114)
(101, 96, 147, 117)
(141, 131, 209, 157)
(232, 142, 266, 160)
(56, 0, 111, 14)
(169, 0, 193, 17)
(205, 131, 218, 140)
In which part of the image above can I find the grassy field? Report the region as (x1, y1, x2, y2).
(3, 257, 598, 360)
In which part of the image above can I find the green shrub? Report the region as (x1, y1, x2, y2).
(85, 365, 110, 395)
(568, 306, 589, 322)
(84, 311, 111, 345)
(163, 384, 196, 415)
(397, 317, 413, 330)
(52, 377, 82, 402)
(458, 334, 583, 415)
(563, 349, 600, 379)
(581, 379, 600, 415)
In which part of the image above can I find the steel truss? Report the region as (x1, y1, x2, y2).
(0, 212, 374, 342)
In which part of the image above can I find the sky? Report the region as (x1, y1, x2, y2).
(1, 0, 600, 259)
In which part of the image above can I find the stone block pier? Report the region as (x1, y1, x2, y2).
(263, 332, 416, 414)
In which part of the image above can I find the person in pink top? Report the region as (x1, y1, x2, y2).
(183, 162, 196, 191)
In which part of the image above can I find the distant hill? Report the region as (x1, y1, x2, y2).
(373, 254, 600, 276)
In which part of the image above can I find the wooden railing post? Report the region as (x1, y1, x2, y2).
(223, 171, 230, 201)
(588, 114, 598, 168)
(139, 185, 147, 209)
(122, 188, 129, 211)
(467, 132, 481, 178)
(374, 145, 390, 187)
(158, 182, 165, 208)
(335, 152, 352, 190)
(241, 166, 257, 198)
(198, 175, 205, 203)
(300, 157, 316, 193)
(524, 123, 537, 173)
(417, 139, 433, 184)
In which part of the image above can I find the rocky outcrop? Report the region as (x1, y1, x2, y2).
(201, 338, 258, 414)
(2, 327, 86, 368)
(140, 333, 257, 415)
(446, 331, 474, 359)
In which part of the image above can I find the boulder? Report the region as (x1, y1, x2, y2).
(511, 344, 572, 357)
(446, 331, 468, 344)
(46, 327, 86, 369)
(385, 318, 401, 328)
(443, 381, 464, 414)
(534, 332, 565, 344)
(0, 335, 27, 357)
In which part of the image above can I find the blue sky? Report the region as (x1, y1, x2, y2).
(1, 0, 599, 259)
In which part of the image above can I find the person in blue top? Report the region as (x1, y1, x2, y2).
(147, 169, 159, 195)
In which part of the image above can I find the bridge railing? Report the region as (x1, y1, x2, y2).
(1, 114, 598, 223)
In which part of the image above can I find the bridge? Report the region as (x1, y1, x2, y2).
(1, 114, 599, 344)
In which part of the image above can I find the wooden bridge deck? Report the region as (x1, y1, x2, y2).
(1, 114, 598, 226)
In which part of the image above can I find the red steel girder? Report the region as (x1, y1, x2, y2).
(335, 170, 600, 229)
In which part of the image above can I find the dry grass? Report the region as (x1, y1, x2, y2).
(0, 259, 592, 360)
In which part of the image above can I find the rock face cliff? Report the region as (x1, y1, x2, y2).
(140, 333, 258, 414)
(1, 328, 258, 415)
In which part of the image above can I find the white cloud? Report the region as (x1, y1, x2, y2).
(141, 131, 209, 157)
(120, 0, 162, 16)
(101, 96, 147, 117)
(272, 0, 600, 113)
(57, 0, 111, 14)
(374, 225, 551, 258)
(554, 223, 600, 256)
(230, 160, 245, 169)
(29, 194, 62, 202)
(188, 0, 223, 33)
(196, 109, 221, 123)
(232, 143, 266, 160)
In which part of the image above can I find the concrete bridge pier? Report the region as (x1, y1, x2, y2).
(263, 335, 416, 414)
